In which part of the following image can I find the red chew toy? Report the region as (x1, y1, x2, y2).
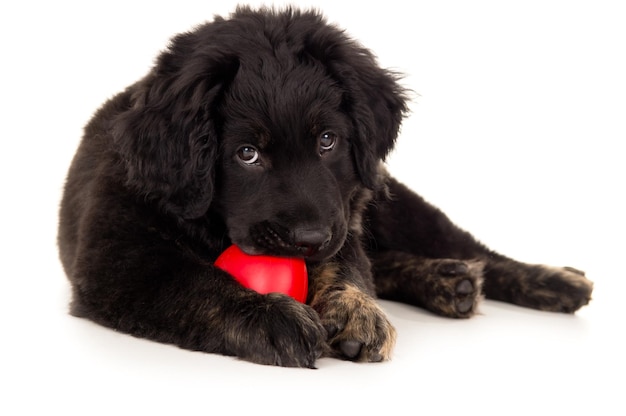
(215, 245, 308, 303)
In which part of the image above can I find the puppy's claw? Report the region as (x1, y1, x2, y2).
(563, 266, 586, 276)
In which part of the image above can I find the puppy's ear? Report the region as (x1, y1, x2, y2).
(304, 27, 408, 189)
(112, 32, 239, 219)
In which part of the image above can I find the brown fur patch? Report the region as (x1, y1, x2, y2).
(308, 263, 396, 362)
(348, 188, 374, 235)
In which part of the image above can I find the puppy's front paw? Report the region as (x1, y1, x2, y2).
(225, 293, 326, 368)
(312, 285, 396, 362)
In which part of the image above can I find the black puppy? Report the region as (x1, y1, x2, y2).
(58, 6, 593, 367)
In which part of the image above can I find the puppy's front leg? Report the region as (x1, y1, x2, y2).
(307, 240, 396, 362)
(68, 217, 327, 367)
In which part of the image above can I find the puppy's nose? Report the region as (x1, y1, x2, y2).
(293, 228, 332, 257)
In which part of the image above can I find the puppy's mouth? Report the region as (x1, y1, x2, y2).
(242, 221, 333, 260)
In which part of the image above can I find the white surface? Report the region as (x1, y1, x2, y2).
(1, 1, 625, 415)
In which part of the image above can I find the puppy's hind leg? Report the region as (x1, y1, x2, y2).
(366, 174, 593, 314)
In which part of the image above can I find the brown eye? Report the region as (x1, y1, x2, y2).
(236, 146, 260, 165)
(319, 131, 337, 155)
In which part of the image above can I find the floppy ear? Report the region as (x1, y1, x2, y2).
(303, 26, 408, 189)
(111, 31, 239, 219)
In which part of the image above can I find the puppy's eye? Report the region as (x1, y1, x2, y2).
(236, 146, 260, 165)
(319, 131, 338, 155)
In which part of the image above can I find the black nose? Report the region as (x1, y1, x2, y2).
(293, 228, 332, 257)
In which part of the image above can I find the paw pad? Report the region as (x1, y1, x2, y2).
(455, 279, 475, 313)
(424, 259, 484, 318)
(456, 279, 473, 294)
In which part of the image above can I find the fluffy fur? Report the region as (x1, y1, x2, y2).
(58, 6, 593, 368)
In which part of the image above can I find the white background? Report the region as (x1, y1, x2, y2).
(1, 1, 625, 415)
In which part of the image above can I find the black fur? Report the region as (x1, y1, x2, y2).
(58, 6, 593, 368)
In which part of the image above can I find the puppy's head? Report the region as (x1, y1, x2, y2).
(112, 7, 407, 260)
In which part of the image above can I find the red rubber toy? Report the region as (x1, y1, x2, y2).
(215, 245, 308, 303)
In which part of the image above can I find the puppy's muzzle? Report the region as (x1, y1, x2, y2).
(251, 221, 333, 258)
(293, 228, 332, 257)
